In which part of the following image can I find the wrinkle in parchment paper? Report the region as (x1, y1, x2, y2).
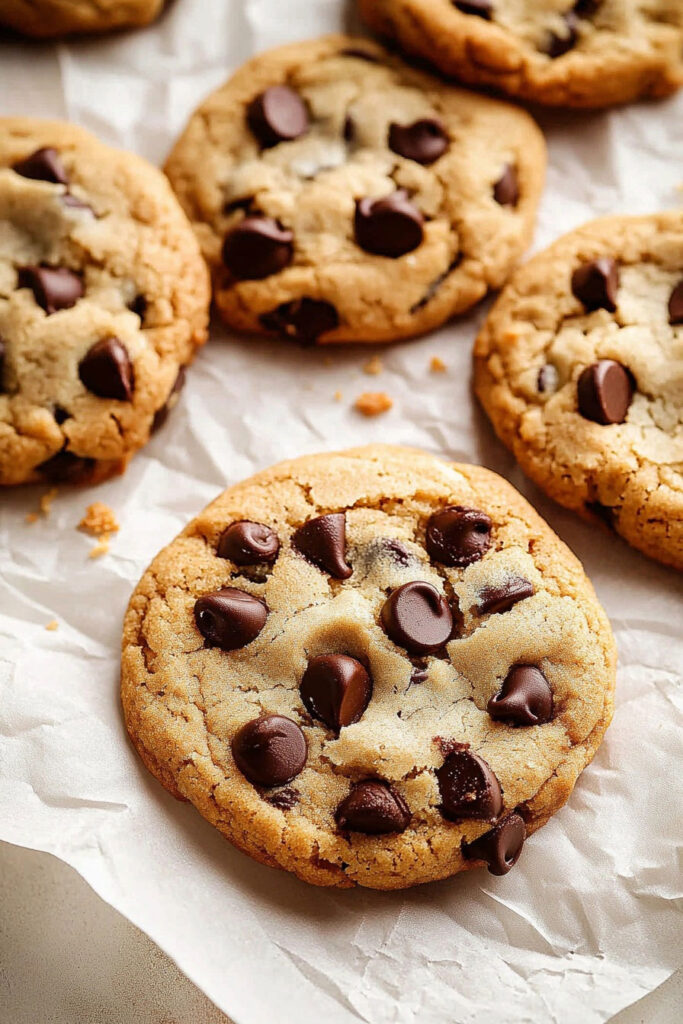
(0, 2, 682, 1023)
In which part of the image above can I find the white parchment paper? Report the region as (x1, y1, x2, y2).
(1, 2, 682, 1022)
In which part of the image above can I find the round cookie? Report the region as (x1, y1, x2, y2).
(121, 445, 616, 890)
(164, 35, 546, 345)
(0, 118, 210, 487)
(0, 0, 164, 37)
(474, 212, 683, 572)
(359, 0, 683, 109)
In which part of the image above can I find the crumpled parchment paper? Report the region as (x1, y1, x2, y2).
(1, 2, 682, 1022)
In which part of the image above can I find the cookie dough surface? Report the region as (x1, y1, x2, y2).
(474, 212, 683, 571)
(0, 0, 164, 36)
(359, 0, 683, 108)
(121, 446, 616, 890)
(0, 118, 210, 487)
(164, 35, 546, 345)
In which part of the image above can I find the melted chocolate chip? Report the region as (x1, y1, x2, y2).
(571, 258, 619, 312)
(437, 748, 503, 821)
(493, 164, 519, 207)
(260, 298, 339, 345)
(410, 664, 429, 686)
(487, 665, 553, 726)
(668, 279, 683, 324)
(38, 450, 95, 484)
(18, 265, 83, 315)
(381, 581, 453, 656)
(335, 780, 411, 834)
(577, 360, 633, 424)
(247, 86, 309, 148)
(426, 506, 492, 567)
(79, 337, 134, 401)
(355, 191, 424, 258)
(194, 587, 268, 650)
(232, 714, 307, 787)
(545, 12, 579, 58)
(266, 787, 300, 809)
(300, 654, 372, 732)
(13, 146, 68, 184)
(463, 812, 526, 875)
(453, 0, 492, 17)
(388, 119, 448, 165)
(292, 512, 352, 579)
(151, 366, 186, 433)
(537, 363, 559, 393)
(222, 216, 294, 280)
(478, 576, 534, 615)
(217, 521, 280, 565)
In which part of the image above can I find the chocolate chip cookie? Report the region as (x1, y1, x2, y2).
(0, 0, 164, 37)
(474, 212, 683, 571)
(121, 445, 616, 890)
(164, 35, 546, 345)
(0, 118, 210, 487)
(359, 1, 683, 108)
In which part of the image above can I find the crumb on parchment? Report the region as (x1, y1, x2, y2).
(26, 487, 59, 524)
(334, 390, 343, 401)
(45, 620, 59, 631)
(363, 356, 383, 376)
(79, 502, 119, 537)
(430, 356, 447, 373)
(354, 392, 393, 417)
(88, 536, 111, 559)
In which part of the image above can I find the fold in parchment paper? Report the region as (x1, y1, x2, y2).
(0, 2, 682, 1022)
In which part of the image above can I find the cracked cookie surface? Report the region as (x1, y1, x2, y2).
(0, 118, 210, 487)
(359, 0, 683, 108)
(164, 35, 546, 345)
(474, 212, 683, 571)
(121, 445, 616, 890)
(0, 0, 164, 37)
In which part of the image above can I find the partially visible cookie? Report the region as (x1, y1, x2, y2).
(121, 445, 616, 890)
(474, 212, 683, 571)
(0, 0, 164, 37)
(165, 35, 546, 345)
(0, 119, 210, 487)
(359, 0, 683, 108)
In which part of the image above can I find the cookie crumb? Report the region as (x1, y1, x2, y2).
(354, 392, 393, 417)
(79, 502, 119, 537)
(334, 390, 343, 402)
(26, 487, 59, 524)
(430, 356, 447, 373)
(45, 619, 59, 631)
(363, 355, 383, 376)
(25, 512, 39, 524)
(88, 534, 111, 559)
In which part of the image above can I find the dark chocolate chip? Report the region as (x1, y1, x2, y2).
(335, 779, 410, 834)
(426, 505, 492, 568)
(247, 86, 309, 148)
(668, 279, 683, 325)
(13, 146, 68, 184)
(38, 450, 95, 484)
(571, 258, 619, 312)
(151, 366, 186, 433)
(577, 360, 633, 425)
(232, 714, 306, 787)
(478, 576, 534, 615)
(410, 664, 429, 685)
(340, 47, 379, 62)
(217, 521, 280, 565)
(537, 363, 559, 393)
(545, 12, 579, 58)
(381, 581, 453, 656)
(355, 191, 424, 258)
(222, 216, 293, 280)
(452, 0, 492, 17)
(437, 748, 503, 821)
(388, 119, 448, 165)
(18, 265, 83, 315)
(265, 787, 299, 809)
(79, 337, 134, 401)
(463, 812, 526, 875)
(300, 654, 372, 732)
(259, 298, 339, 345)
(292, 512, 352, 579)
(194, 587, 268, 650)
(487, 665, 553, 726)
(493, 163, 519, 207)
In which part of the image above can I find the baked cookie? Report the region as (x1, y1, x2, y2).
(0, 0, 164, 37)
(474, 212, 683, 571)
(359, 0, 683, 108)
(121, 445, 616, 890)
(0, 119, 210, 487)
(164, 35, 546, 345)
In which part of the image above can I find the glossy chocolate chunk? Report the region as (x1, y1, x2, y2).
(668, 279, 683, 325)
(488, 665, 553, 726)
(571, 257, 619, 312)
(18, 265, 83, 314)
(478, 576, 534, 615)
(232, 714, 307, 787)
(426, 505, 492, 567)
(13, 146, 68, 184)
(218, 520, 280, 565)
(381, 581, 453, 656)
(453, 0, 492, 17)
(577, 360, 633, 425)
(222, 216, 293, 280)
(260, 298, 339, 344)
(463, 812, 526, 875)
(388, 119, 448, 165)
(335, 780, 411, 834)
(493, 164, 519, 207)
(194, 587, 267, 650)
(437, 748, 503, 821)
(545, 12, 578, 58)
(300, 654, 372, 732)
(38, 450, 95, 484)
(355, 191, 424, 258)
(79, 337, 133, 401)
(151, 366, 186, 433)
(292, 512, 352, 579)
(247, 86, 309, 148)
